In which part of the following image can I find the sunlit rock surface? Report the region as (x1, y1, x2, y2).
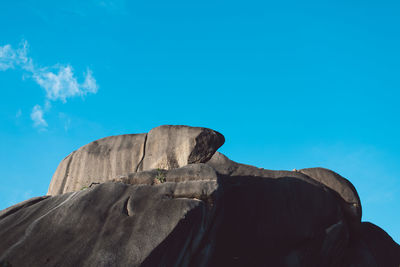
(1, 125, 399, 267)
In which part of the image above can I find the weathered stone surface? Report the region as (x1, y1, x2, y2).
(2, 164, 400, 266)
(48, 125, 224, 196)
(1, 180, 220, 267)
(206, 152, 318, 182)
(115, 163, 218, 186)
(356, 222, 400, 267)
(299, 167, 362, 222)
(0, 196, 50, 220)
(2, 126, 399, 267)
(48, 134, 147, 195)
(140, 125, 224, 171)
(208, 175, 345, 266)
(5, 165, 395, 267)
(207, 152, 362, 227)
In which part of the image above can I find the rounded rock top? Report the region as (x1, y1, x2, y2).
(47, 125, 225, 195)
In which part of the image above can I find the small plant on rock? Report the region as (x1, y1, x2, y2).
(154, 168, 166, 184)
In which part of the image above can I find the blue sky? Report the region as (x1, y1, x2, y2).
(0, 0, 399, 242)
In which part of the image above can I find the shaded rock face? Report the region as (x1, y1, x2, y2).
(1, 125, 399, 267)
(207, 152, 363, 231)
(47, 125, 224, 195)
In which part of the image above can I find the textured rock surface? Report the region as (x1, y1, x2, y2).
(2, 125, 399, 267)
(1, 180, 219, 266)
(207, 152, 363, 230)
(47, 134, 146, 195)
(114, 163, 218, 185)
(139, 125, 225, 171)
(48, 125, 224, 195)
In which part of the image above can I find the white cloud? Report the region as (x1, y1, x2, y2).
(0, 41, 33, 71)
(82, 68, 98, 94)
(18, 40, 34, 72)
(33, 65, 98, 103)
(30, 105, 48, 128)
(0, 40, 98, 127)
(0, 44, 16, 70)
(33, 65, 95, 103)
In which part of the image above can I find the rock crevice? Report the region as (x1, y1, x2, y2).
(135, 133, 147, 173)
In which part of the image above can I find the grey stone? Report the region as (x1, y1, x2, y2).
(1, 180, 220, 267)
(207, 175, 344, 266)
(2, 126, 399, 267)
(206, 152, 362, 228)
(206, 152, 318, 183)
(140, 125, 224, 171)
(355, 222, 400, 267)
(299, 167, 362, 222)
(318, 220, 350, 266)
(115, 163, 218, 186)
(0, 196, 50, 220)
(48, 125, 224, 196)
(47, 134, 146, 195)
(1, 162, 400, 266)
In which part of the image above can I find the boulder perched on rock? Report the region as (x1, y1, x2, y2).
(1, 125, 399, 267)
(47, 125, 224, 195)
(139, 125, 225, 171)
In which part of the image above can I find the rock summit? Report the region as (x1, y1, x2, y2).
(0, 125, 399, 267)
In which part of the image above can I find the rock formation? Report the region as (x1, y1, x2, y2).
(47, 125, 224, 195)
(0, 125, 399, 267)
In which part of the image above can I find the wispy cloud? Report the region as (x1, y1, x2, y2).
(0, 42, 32, 71)
(0, 45, 15, 70)
(33, 66, 98, 103)
(0, 40, 98, 128)
(30, 105, 48, 128)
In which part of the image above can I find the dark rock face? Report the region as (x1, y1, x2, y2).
(1, 179, 219, 267)
(1, 125, 399, 267)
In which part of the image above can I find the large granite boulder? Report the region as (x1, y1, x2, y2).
(47, 125, 224, 195)
(1, 178, 219, 266)
(1, 125, 399, 267)
(299, 168, 362, 228)
(207, 152, 362, 231)
(139, 125, 225, 171)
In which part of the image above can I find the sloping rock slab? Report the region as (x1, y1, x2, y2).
(354, 222, 400, 267)
(47, 134, 146, 195)
(0, 196, 50, 220)
(2, 163, 399, 266)
(1, 181, 219, 267)
(299, 168, 361, 222)
(206, 152, 362, 227)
